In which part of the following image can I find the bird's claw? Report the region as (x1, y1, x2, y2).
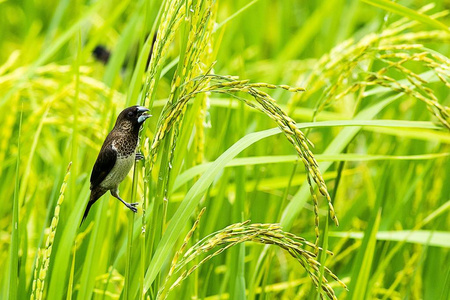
(127, 202, 139, 213)
(135, 153, 145, 161)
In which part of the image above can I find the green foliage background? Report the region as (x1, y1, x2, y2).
(0, 0, 449, 299)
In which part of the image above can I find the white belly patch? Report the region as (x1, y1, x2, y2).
(100, 154, 135, 190)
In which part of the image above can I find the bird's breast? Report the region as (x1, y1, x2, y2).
(99, 153, 135, 190)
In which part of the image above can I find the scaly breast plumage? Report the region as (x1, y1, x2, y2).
(100, 154, 135, 189)
(114, 136, 137, 158)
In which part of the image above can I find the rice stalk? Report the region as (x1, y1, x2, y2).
(142, 0, 194, 106)
(31, 162, 72, 300)
(193, 1, 216, 167)
(141, 0, 217, 296)
(145, 0, 216, 160)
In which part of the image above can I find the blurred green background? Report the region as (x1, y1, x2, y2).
(0, 0, 449, 299)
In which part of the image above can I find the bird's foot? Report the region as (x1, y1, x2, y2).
(126, 202, 139, 213)
(135, 153, 145, 161)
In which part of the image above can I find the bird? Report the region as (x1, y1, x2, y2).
(80, 105, 151, 225)
(92, 34, 156, 71)
(92, 45, 111, 65)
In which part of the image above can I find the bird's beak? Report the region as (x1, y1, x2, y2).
(137, 106, 151, 123)
(136, 106, 149, 113)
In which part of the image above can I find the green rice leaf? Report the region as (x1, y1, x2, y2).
(329, 230, 450, 248)
(362, 0, 450, 33)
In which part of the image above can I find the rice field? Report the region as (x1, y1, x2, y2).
(1, 0, 449, 299)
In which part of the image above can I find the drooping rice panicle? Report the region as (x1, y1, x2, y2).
(159, 221, 346, 300)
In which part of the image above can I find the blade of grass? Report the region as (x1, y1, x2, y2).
(124, 162, 139, 299)
(361, 0, 450, 33)
(44, 0, 71, 45)
(66, 242, 76, 300)
(7, 104, 22, 300)
(316, 155, 347, 299)
(215, 0, 259, 32)
(347, 209, 382, 299)
(228, 105, 246, 300)
(77, 199, 109, 300)
(277, 0, 341, 60)
(329, 230, 450, 248)
(46, 180, 90, 299)
(103, 13, 139, 87)
(173, 152, 449, 191)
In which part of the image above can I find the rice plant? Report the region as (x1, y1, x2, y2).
(1, 0, 449, 299)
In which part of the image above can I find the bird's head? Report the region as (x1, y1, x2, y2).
(115, 106, 151, 132)
(92, 45, 111, 65)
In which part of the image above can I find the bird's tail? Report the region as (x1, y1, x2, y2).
(80, 200, 94, 227)
(80, 189, 105, 227)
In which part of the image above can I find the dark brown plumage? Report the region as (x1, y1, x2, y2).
(81, 105, 150, 225)
(92, 34, 156, 70)
(92, 45, 111, 65)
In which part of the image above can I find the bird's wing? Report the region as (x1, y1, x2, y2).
(90, 141, 117, 188)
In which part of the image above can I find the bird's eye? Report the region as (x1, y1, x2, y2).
(128, 111, 134, 117)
